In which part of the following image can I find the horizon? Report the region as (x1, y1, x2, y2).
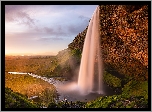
(5, 51, 58, 56)
(5, 5, 97, 55)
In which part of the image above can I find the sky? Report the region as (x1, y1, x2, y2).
(5, 5, 98, 56)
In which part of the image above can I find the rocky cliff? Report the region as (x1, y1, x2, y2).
(68, 5, 148, 81)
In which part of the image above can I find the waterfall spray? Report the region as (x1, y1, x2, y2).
(77, 6, 103, 95)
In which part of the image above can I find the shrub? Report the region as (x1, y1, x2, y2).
(85, 95, 148, 108)
(5, 87, 38, 108)
(122, 80, 148, 99)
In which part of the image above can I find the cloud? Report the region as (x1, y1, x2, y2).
(68, 15, 89, 34)
(78, 15, 89, 21)
(43, 27, 54, 33)
(36, 37, 63, 41)
(51, 37, 63, 40)
(5, 5, 93, 31)
(34, 26, 67, 38)
(5, 5, 96, 44)
(5, 5, 25, 13)
(5, 5, 36, 27)
(6, 28, 64, 42)
(17, 12, 35, 26)
(5, 5, 98, 56)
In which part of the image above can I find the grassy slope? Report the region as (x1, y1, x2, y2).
(5, 87, 39, 108)
(5, 73, 57, 107)
(5, 52, 74, 79)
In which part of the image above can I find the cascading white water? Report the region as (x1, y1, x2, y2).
(78, 6, 103, 95)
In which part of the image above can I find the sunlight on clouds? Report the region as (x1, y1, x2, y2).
(5, 5, 97, 55)
(5, 22, 26, 33)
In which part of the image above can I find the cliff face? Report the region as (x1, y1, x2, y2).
(99, 5, 148, 81)
(68, 5, 148, 81)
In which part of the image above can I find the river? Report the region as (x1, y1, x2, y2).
(8, 72, 115, 102)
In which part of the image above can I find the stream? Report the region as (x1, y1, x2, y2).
(8, 72, 115, 102)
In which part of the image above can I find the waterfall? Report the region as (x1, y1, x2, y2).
(77, 6, 103, 95)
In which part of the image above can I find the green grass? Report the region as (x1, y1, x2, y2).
(5, 87, 39, 108)
(5, 73, 57, 107)
(122, 80, 148, 99)
(85, 95, 148, 108)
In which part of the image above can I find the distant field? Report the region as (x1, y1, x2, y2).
(5, 56, 58, 77)
(5, 51, 75, 79)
